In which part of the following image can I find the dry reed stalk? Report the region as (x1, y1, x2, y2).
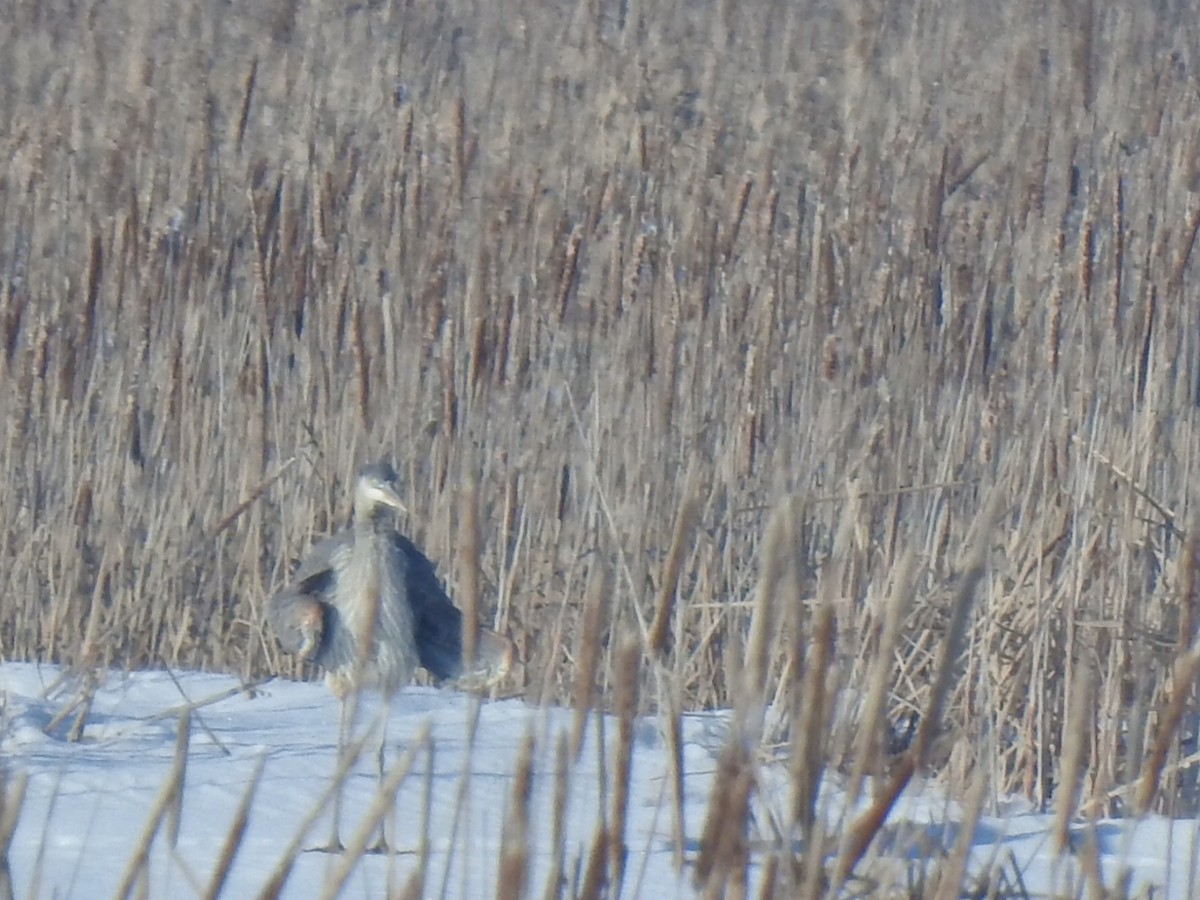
(742, 499, 790, 721)
(436, 698, 484, 899)
(351, 298, 370, 430)
(440, 315, 458, 445)
(396, 872, 425, 900)
(5, 9, 1200, 894)
(259, 729, 372, 896)
(44, 668, 100, 742)
(536, 572, 573, 710)
(663, 684, 686, 871)
(199, 458, 297, 555)
(115, 711, 192, 900)
(1052, 661, 1093, 857)
(404, 740, 435, 900)
(144, 678, 273, 725)
(834, 496, 995, 886)
(931, 766, 988, 900)
(755, 854, 777, 900)
(647, 468, 701, 659)
(571, 563, 608, 760)
(496, 732, 535, 900)
(577, 823, 608, 900)
(1176, 527, 1199, 655)
(201, 755, 265, 900)
(0, 768, 27, 900)
(1136, 642, 1200, 814)
(844, 549, 918, 813)
(694, 744, 754, 900)
(1076, 823, 1108, 900)
(790, 590, 834, 840)
(458, 475, 481, 669)
(697, 496, 799, 894)
(608, 637, 640, 894)
(540, 734, 570, 900)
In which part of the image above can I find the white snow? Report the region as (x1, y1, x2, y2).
(0, 662, 1192, 898)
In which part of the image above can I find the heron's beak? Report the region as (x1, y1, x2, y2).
(378, 483, 408, 514)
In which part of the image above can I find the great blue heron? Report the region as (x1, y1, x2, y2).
(266, 460, 513, 852)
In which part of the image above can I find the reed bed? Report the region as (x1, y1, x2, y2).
(3, 0, 1200, 894)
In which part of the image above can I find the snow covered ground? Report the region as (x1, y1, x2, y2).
(0, 662, 1194, 898)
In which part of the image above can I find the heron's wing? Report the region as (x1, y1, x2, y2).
(291, 531, 353, 585)
(267, 531, 357, 671)
(265, 587, 325, 660)
(390, 533, 465, 682)
(392, 533, 514, 686)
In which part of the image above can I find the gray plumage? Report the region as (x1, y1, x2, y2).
(266, 461, 467, 695)
(266, 459, 512, 853)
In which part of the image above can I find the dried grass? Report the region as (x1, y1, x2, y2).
(4, 0, 1200, 895)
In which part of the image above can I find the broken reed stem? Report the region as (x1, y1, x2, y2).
(199, 457, 297, 556)
(609, 638, 641, 894)
(496, 732, 535, 900)
(145, 677, 274, 724)
(201, 755, 265, 900)
(44, 669, 99, 741)
(116, 711, 192, 900)
(571, 563, 608, 760)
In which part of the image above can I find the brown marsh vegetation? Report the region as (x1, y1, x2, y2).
(4, 0, 1200, 893)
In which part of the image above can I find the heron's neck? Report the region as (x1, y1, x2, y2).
(354, 503, 396, 538)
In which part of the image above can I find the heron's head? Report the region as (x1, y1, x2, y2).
(354, 461, 407, 518)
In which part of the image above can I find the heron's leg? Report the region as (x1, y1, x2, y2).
(368, 697, 393, 853)
(324, 694, 353, 853)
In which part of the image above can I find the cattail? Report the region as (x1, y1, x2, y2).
(647, 472, 700, 658)
(494, 292, 514, 386)
(556, 226, 583, 322)
(609, 638, 640, 893)
(571, 564, 608, 759)
(1048, 287, 1062, 376)
(1079, 218, 1093, 306)
(725, 178, 754, 264)
(1053, 662, 1093, 856)
(821, 334, 838, 381)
